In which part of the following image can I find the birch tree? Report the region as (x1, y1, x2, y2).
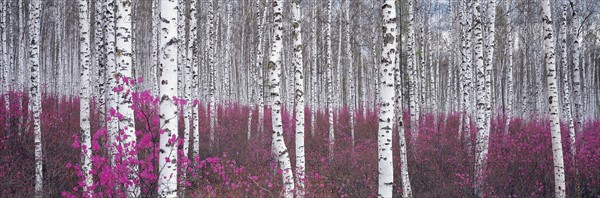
(561, 0, 575, 156)
(505, 0, 513, 135)
(473, 0, 488, 195)
(569, 0, 583, 135)
(326, 0, 334, 159)
(158, 0, 179, 196)
(208, 0, 216, 149)
(79, 0, 93, 194)
(105, 0, 119, 165)
(268, 1, 295, 197)
(345, 0, 355, 147)
(542, 0, 567, 196)
(29, 0, 43, 196)
(292, 0, 306, 196)
(378, 0, 397, 196)
(116, 0, 139, 195)
(189, 0, 200, 159)
(406, 0, 419, 140)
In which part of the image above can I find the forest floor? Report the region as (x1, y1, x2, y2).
(1, 91, 599, 197)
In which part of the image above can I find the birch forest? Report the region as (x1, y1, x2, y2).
(2, 0, 600, 197)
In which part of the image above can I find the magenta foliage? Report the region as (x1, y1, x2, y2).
(1, 85, 600, 197)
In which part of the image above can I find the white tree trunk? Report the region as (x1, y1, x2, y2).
(29, 0, 42, 196)
(79, 0, 93, 195)
(95, 0, 106, 124)
(105, 0, 119, 166)
(208, 0, 216, 149)
(569, 0, 583, 135)
(292, 0, 306, 196)
(484, 0, 495, 141)
(345, 0, 355, 148)
(542, 0, 567, 196)
(406, 0, 419, 141)
(268, 1, 296, 197)
(188, 0, 200, 159)
(150, 0, 159, 96)
(505, 0, 513, 135)
(1, 0, 9, 113)
(116, 0, 139, 195)
(473, 0, 488, 196)
(326, 0, 334, 159)
(561, 0, 575, 156)
(158, 0, 179, 196)
(378, 1, 397, 197)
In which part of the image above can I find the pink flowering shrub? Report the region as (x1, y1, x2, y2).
(1, 85, 599, 197)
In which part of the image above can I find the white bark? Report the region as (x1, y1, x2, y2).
(189, 0, 200, 159)
(473, 0, 488, 196)
(105, 0, 119, 166)
(79, 0, 93, 194)
(570, 0, 583, 135)
(1, 0, 9, 112)
(208, 0, 216, 149)
(151, 0, 159, 96)
(29, 0, 42, 196)
(326, 0, 334, 159)
(158, 0, 179, 196)
(407, 0, 419, 140)
(542, 0, 567, 196)
(345, 0, 355, 148)
(505, 0, 513, 135)
(561, 0, 575, 156)
(116, 0, 139, 195)
(268, 1, 296, 197)
(95, 0, 106, 123)
(378, 1, 397, 197)
(484, 0, 495, 142)
(292, 0, 306, 196)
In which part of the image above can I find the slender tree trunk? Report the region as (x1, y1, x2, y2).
(29, 0, 42, 196)
(95, 0, 106, 124)
(292, 1, 305, 196)
(326, 0, 334, 160)
(158, 0, 179, 196)
(542, 0, 567, 196)
(569, 0, 583, 135)
(345, 0, 355, 148)
(473, 0, 488, 195)
(505, 0, 513, 135)
(269, 1, 296, 197)
(378, 1, 397, 196)
(105, 0, 118, 166)
(150, 0, 159, 96)
(208, 0, 216, 149)
(189, 0, 200, 159)
(484, 0, 495, 142)
(407, 0, 418, 144)
(115, 0, 139, 195)
(561, 0, 575, 156)
(79, 0, 93, 195)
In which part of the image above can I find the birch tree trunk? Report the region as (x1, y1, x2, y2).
(542, 0, 566, 196)
(378, 1, 397, 196)
(569, 0, 583, 135)
(292, 0, 306, 196)
(505, 0, 513, 135)
(406, 0, 419, 141)
(158, 0, 179, 196)
(345, 0, 355, 148)
(208, 0, 216, 149)
(561, 0, 575, 156)
(326, 0, 335, 159)
(484, 0, 495, 141)
(268, 1, 296, 197)
(116, 0, 139, 195)
(79, 0, 93, 195)
(473, 0, 488, 195)
(151, 0, 159, 96)
(189, 0, 200, 159)
(29, 0, 43, 196)
(95, 0, 106, 123)
(1, 0, 9, 115)
(105, 0, 119, 166)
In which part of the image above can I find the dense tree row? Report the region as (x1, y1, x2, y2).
(0, 0, 599, 197)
